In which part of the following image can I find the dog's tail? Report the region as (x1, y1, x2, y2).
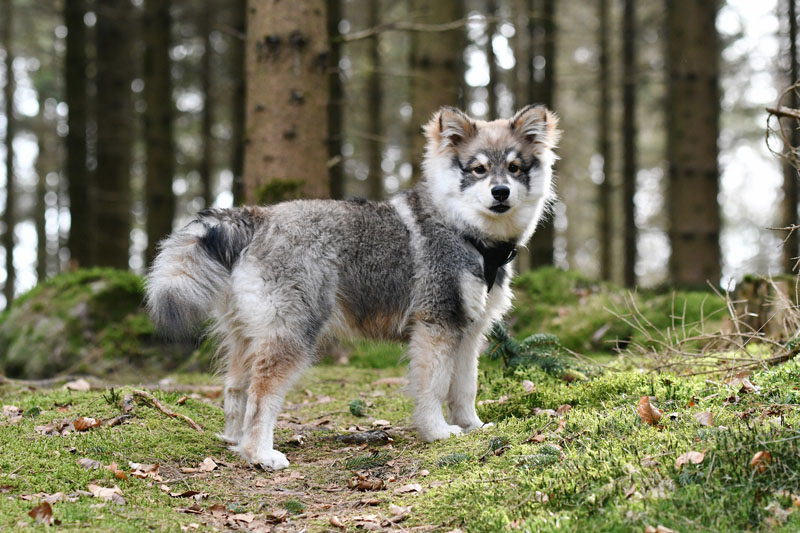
(145, 207, 262, 340)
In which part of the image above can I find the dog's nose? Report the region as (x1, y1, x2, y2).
(491, 185, 510, 202)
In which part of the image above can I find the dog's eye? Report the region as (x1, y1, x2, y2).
(508, 163, 519, 173)
(473, 165, 487, 175)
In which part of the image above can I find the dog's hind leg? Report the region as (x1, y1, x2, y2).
(407, 322, 463, 442)
(231, 337, 308, 470)
(219, 338, 250, 445)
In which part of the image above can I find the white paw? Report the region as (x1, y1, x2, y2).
(254, 449, 290, 471)
(216, 432, 239, 445)
(420, 424, 464, 442)
(459, 419, 494, 433)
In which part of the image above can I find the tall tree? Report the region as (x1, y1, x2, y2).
(199, 0, 213, 209)
(94, 0, 135, 268)
(230, 0, 246, 206)
(783, 0, 799, 272)
(598, 0, 613, 281)
(144, 0, 175, 266)
(666, 0, 721, 285)
(408, 0, 465, 179)
(366, 0, 383, 200)
(327, 0, 345, 199)
(244, 0, 330, 201)
(2, 0, 15, 304)
(528, 0, 556, 267)
(35, 108, 51, 282)
(65, 0, 90, 268)
(486, 0, 498, 119)
(512, 0, 531, 109)
(622, 0, 637, 287)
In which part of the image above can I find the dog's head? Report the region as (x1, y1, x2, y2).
(421, 105, 560, 243)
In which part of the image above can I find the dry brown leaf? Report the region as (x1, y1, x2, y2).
(675, 450, 706, 469)
(644, 526, 676, 533)
(530, 433, 547, 443)
(78, 457, 101, 470)
(394, 483, 422, 494)
(105, 462, 127, 480)
(73, 417, 101, 432)
(27, 501, 54, 525)
(2, 405, 21, 418)
(522, 380, 535, 394)
(390, 503, 411, 516)
(208, 503, 227, 516)
(556, 404, 572, 415)
(329, 515, 345, 528)
(63, 378, 91, 391)
(637, 396, 662, 426)
(348, 477, 384, 491)
(477, 396, 509, 407)
(198, 457, 217, 472)
(371, 419, 391, 427)
(87, 484, 126, 505)
(750, 450, 772, 473)
(230, 512, 255, 523)
(694, 411, 714, 427)
(555, 418, 567, 434)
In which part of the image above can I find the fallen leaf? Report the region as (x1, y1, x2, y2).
(534, 491, 549, 503)
(394, 483, 422, 494)
(121, 394, 135, 413)
(208, 503, 227, 516)
(556, 404, 572, 415)
(522, 380, 535, 394)
(63, 378, 91, 391)
(371, 419, 391, 427)
(129, 462, 162, 481)
(288, 434, 305, 446)
(750, 450, 772, 473)
(637, 396, 662, 426)
(644, 526, 676, 533)
(330, 515, 345, 528)
(27, 501, 54, 525)
(694, 411, 714, 427)
(78, 457, 101, 470)
(198, 457, 217, 472)
(640, 456, 659, 468)
(87, 484, 125, 505)
(477, 396, 508, 407)
(230, 512, 255, 523)
(530, 433, 547, 443)
(105, 462, 127, 480)
(2, 405, 21, 418)
(555, 418, 567, 434)
(176, 396, 188, 405)
(73, 417, 101, 432)
(675, 450, 705, 469)
(348, 476, 384, 491)
(264, 509, 289, 524)
(390, 503, 411, 516)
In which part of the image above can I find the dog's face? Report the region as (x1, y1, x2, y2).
(422, 105, 560, 243)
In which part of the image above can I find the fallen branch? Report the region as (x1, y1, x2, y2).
(131, 389, 203, 432)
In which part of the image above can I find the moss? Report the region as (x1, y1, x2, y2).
(0, 268, 198, 379)
(252, 178, 306, 205)
(510, 268, 727, 354)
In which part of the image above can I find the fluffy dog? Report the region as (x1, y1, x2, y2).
(146, 105, 560, 469)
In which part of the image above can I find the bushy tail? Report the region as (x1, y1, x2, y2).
(145, 207, 261, 339)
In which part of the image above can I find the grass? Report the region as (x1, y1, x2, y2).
(1, 352, 799, 531)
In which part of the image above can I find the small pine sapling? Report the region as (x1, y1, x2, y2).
(485, 322, 565, 374)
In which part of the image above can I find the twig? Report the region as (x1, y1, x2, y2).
(766, 105, 800, 121)
(131, 389, 204, 432)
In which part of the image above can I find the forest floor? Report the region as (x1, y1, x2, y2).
(2, 344, 800, 532)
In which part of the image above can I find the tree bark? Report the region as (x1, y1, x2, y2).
(528, 0, 555, 267)
(230, 0, 246, 205)
(408, 0, 465, 181)
(512, 0, 531, 110)
(327, 0, 345, 199)
(244, 0, 330, 202)
(3, 0, 15, 303)
(486, 0, 498, 119)
(65, 0, 90, 268)
(622, 0, 637, 287)
(366, 0, 383, 201)
(94, 0, 135, 268)
(144, 0, 175, 267)
(598, 0, 613, 281)
(35, 110, 50, 282)
(782, 0, 799, 272)
(199, 0, 213, 209)
(666, 0, 721, 286)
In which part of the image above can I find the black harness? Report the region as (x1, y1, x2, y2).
(465, 237, 517, 292)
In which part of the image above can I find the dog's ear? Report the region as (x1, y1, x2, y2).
(510, 105, 560, 149)
(424, 106, 477, 150)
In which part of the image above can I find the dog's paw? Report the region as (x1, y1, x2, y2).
(254, 449, 290, 471)
(419, 424, 464, 442)
(216, 432, 239, 445)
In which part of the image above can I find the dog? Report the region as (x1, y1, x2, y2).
(146, 105, 560, 470)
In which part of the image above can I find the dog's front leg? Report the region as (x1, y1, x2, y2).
(446, 334, 489, 432)
(407, 322, 463, 442)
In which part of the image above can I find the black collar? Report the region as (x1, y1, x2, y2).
(465, 236, 517, 291)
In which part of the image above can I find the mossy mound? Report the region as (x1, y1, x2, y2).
(0, 268, 212, 379)
(510, 267, 728, 354)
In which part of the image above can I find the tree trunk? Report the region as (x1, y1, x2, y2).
(199, 0, 213, 209)
(3, 0, 15, 304)
(327, 0, 345, 199)
(144, 0, 175, 267)
(65, 0, 90, 268)
(94, 0, 135, 268)
(244, 0, 330, 203)
(598, 0, 613, 281)
(366, 0, 383, 201)
(409, 0, 465, 181)
(512, 0, 531, 109)
(528, 0, 555, 267)
(230, 0, 246, 205)
(622, 0, 637, 287)
(666, 0, 721, 286)
(35, 110, 50, 282)
(783, 0, 799, 272)
(486, 0, 498, 119)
